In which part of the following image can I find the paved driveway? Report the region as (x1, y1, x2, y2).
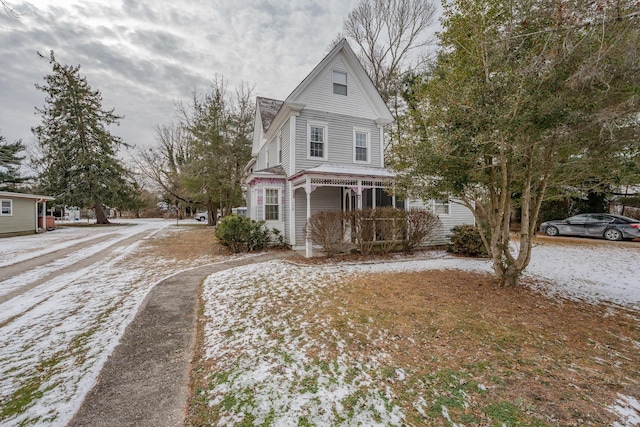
(0, 220, 188, 426)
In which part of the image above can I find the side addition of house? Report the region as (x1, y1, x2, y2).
(243, 39, 474, 257)
(0, 191, 55, 236)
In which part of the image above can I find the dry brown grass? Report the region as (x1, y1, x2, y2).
(138, 225, 226, 262)
(178, 227, 639, 425)
(299, 270, 639, 425)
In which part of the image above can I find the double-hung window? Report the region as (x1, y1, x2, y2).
(353, 129, 370, 163)
(266, 146, 270, 168)
(264, 188, 280, 221)
(308, 122, 328, 160)
(433, 199, 451, 216)
(277, 132, 282, 164)
(1, 199, 12, 216)
(333, 71, 347, 95)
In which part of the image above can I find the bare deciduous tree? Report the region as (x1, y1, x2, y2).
(134, 123, 193, 208)
(341, 0, 438, 104)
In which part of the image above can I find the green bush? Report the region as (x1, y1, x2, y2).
(447, 225, 488, 257)
(215, 215, 274, 253)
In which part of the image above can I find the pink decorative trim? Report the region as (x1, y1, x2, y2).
(250, 177, 286, 186)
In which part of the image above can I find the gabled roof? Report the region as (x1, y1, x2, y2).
(284, 39, 393, 125)
(253, 97, 285, 156)
(256, 97, 283, 133)
(259, 39, 394, 144)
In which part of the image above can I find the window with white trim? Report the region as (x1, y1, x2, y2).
(308, 122, 328, 160)
(277, 132, 282, 164)
(333, 71, 347, 95)
(353, 129, 370, 163)
(1, 199, 12, 216)
(264, 188, 280, 221)
(433, 199, 451, 215)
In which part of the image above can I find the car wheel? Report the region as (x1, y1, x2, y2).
(603, 228, 622, 241)
(545, 226, 559, 237)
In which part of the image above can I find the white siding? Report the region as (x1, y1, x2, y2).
(281, 119, 291, 172)
(296, 57, 378, 120)
(249, 180, 286, 235)
(294, 110, 382, 173)
(406, 198, 476, 245)
(284, 182, 291, 244)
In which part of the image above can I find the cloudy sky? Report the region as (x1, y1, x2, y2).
(0, 0, 368, 158)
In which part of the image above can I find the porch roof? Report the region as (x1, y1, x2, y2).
(289, 164, 395, 191)
(290, 163, 395, 181)
(245, 165, 287, 186)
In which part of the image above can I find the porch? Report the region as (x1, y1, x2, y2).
(289, 164, 397, 257)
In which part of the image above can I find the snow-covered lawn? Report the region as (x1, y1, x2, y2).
(0, 220, 226, 426)
(2, 225, 639, 426)
(199, 240, 640, 426)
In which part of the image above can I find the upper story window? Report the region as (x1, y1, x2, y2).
(333, 71, 347, 95)
(1, 199, 12, 216)
(277, 132, 282, 164)
(353, 129, 370, 163)
(308, 122, 328, 160)
(265, 145, 270, 168)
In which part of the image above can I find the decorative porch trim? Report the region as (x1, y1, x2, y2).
(247, 177, 287, 186)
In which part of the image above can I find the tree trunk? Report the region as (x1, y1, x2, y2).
(206, 200, 216, 226)
(501, 264, 521, 287)
(93, 203, 110, 224)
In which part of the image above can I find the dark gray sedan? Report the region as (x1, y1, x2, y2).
(539, 213, 640, 241)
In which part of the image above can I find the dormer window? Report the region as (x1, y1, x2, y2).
(333, 71, 347, 95)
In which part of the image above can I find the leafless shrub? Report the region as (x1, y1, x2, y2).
(400, 209, 441, 253)
(304, 210, 349, 257)
(373, 207, 405, 254)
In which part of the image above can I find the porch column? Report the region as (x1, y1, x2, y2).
(357, 180, 362, 209)
(392, 182, 397, 208)
(289, 181, 296, 247)
(372, 185, 377, 208)
(42, 201, 46, 231)
(305, 176, 312, 258)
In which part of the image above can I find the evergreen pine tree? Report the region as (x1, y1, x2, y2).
(32, 51, 134, 224)
(0, 134, 27, 189)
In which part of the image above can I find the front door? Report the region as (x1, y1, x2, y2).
(343, 188, 356, 212)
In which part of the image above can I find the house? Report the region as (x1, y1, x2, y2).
(0, 191, 56, 236)
(244, 39, 474, 256)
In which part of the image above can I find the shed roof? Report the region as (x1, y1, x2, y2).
(0, 191, 55, 201)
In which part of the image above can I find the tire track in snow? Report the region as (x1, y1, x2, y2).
(0, 228, 159, 326)
(0, 233, 114, 282)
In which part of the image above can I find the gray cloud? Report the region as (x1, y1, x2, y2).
(0, 0, 358, 154)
